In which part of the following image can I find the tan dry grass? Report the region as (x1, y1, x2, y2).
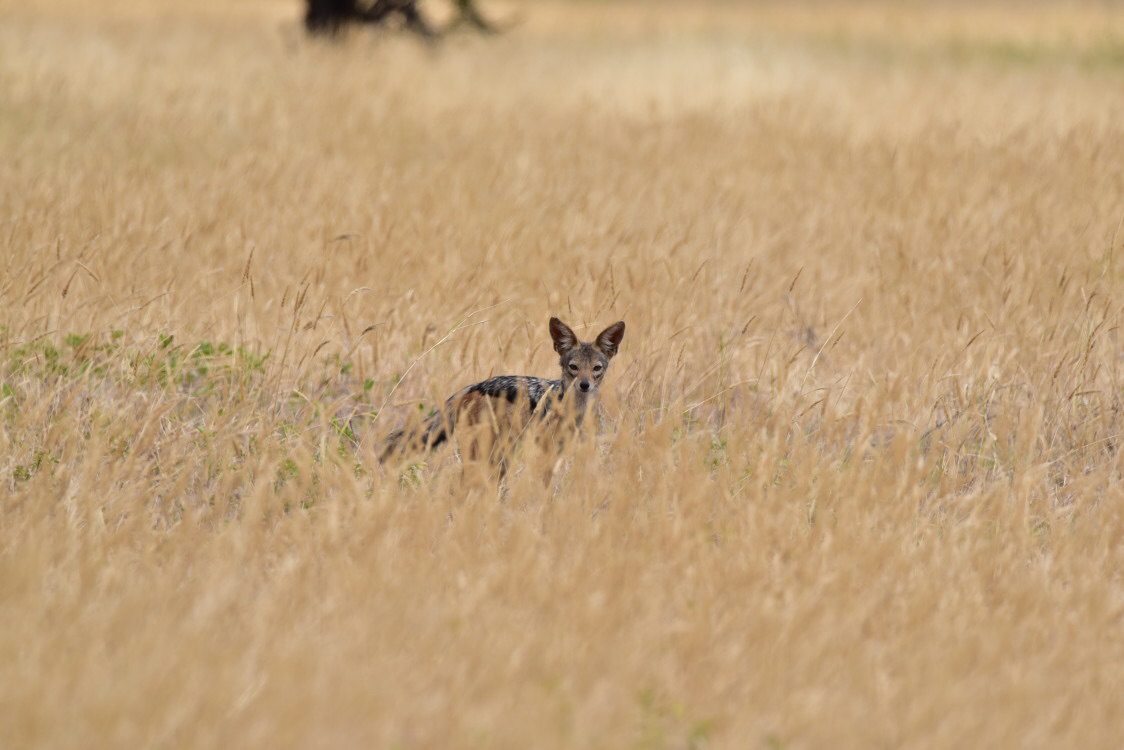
(2, 1, 1124, 747)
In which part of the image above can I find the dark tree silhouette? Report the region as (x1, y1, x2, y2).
(304, 0, 499, 38)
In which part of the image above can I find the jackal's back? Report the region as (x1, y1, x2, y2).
(384, 375, 561, 457)
(463, 375, 562, 412)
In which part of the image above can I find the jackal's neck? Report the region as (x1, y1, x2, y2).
(556, 384, 596, 424)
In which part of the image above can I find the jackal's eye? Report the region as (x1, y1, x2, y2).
(593, 364, 603, 373)
(567, 363, 579, 372)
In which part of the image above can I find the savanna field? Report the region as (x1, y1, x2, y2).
(3, 0, 1124, 746)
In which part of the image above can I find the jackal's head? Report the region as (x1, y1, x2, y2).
(549, 317, 626, 407)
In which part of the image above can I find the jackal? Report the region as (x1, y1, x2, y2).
(382, 317, 626, 467)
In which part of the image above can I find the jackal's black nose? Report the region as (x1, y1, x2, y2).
(579, 381, 591, 392)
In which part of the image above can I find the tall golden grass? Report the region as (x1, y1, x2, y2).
(3, 1, 1124, 746)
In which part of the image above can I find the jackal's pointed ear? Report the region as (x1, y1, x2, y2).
(550, 317, 578, 355)
(595, 321, 626, 359)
